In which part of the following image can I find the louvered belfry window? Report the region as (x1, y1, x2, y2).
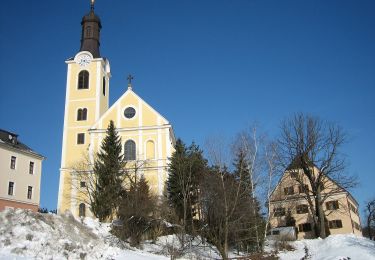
(78, 70, 89, 89)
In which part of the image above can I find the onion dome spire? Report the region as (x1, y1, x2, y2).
(79, 0, 102, 58)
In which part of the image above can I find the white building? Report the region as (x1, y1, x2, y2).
(0, 129, 45, 212)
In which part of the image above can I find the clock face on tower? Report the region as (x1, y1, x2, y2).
(76, 54, 92, 67)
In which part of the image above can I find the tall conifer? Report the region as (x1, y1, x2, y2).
(91, 120, 124, 221)
(167, 139, 206, 232)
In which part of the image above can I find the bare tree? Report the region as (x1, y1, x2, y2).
(204, 135, 264, 258)
(233, 126, 267, 251)
(364, 198, 375, 240)
(278, 113, 357, 238)
(263, 141, 281, 239)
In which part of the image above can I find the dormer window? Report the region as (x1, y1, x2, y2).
(78, 71, 89, 89)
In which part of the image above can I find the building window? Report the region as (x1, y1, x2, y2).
(274, 207, 286, 217)
(27, 186, 33, 199)
(284, 186, 294, 195)
(10, 156, 16, 169)
(77, 133, 85, 144)
(328, 219, 343, 229)
(352, 221, 361, 231)
(296, 204, 309, 214)
(29, 162, 34, 174)
(124, 107, 136, 119)
(78, 70, 89, 89)
(299, 184, 309, 194)
(8, 182, 14, 195)
(349, 203, 358, 214)
(77, 108, 88, 121)
(102, 77, 106, 96)
(124, 140, 136, 161)
(326, 200, 339, 210)
(298, 223, 312, 232)
(80, 181, 86, 188)
(79, 203, 86, 217)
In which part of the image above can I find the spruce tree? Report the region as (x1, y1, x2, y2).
(232, 150, 264, 252)
(91, 120, 124, 221)
(167, 139, 207, 232)
(116, 175, 155, 246)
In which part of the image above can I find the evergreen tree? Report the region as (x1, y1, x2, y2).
(116, 175, 156, 246)
(91, 120, 124, 221)
(232, 150, 264, 252)
(166, 139, 207, 232)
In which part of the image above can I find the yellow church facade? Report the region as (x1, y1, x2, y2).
(57, 4, 175, 217)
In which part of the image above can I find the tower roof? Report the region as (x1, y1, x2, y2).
(79, 1, 102, 58)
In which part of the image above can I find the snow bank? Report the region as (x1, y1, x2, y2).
(278, 234, 375, 260)
(0, 208, 166, 260)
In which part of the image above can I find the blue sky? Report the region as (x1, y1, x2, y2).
(0, 0, 374, 217)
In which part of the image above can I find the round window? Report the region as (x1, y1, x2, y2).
(124, 107, 136, 119)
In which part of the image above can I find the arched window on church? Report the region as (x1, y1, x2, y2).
(78, 70, 89, 89)
(77, 108, 87, 121)
(79, 203, 86, 217)
(146, 140, 155, 159)
(124, 140, 136, 161)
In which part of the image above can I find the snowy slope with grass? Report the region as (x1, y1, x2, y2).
(276, 234, 375, 260)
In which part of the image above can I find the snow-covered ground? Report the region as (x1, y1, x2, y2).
(0, 208, 221, 259)
(274, 234, 375, 260)
(1, 208, 374, 259)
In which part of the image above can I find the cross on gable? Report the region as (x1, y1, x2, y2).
(127, 74, 134, 84)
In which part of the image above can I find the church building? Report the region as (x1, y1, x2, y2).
(57, 2, 175, 217)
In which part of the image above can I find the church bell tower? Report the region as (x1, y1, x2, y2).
(57, 1, 111, 215)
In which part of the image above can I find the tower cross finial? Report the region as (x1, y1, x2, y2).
(127, 74, 134, 90)
(90, 0, 95, 10)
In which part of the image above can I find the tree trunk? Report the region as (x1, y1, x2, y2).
(368, 215, 373, 240)
(315, 189, 326, 238)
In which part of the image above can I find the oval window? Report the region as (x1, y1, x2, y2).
(124, 107, 136, 119)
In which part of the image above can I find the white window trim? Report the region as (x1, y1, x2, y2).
(122, 105, 137, 120)
(123, 138, 137, 161)
(27, 186, 33, 200)
(29, 160, 35, 175)
(75, 107, 89, 122)
(77, 70, 90, 90)
(8, 181, 15, 196)
(10, 155, 17, 170)
(76, 133, 86, 145)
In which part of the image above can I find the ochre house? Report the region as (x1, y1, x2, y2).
(269, 164, 362, 239)
(0, 129, 44, 212)
(57, 3, 175, 218)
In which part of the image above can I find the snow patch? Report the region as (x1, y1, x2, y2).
(276, 234, 375, 260)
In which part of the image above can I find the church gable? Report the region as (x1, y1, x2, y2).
(91, 89, 170, 130)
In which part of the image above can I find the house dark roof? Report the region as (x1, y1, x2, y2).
(0, 129, 44, 159)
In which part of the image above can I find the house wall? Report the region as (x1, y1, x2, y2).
(269, 169, 362, 239)
(0, 145, 43, 212)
